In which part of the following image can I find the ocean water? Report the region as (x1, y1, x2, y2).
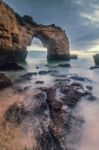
(0, 50, 99, 150)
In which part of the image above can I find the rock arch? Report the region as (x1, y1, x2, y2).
(0, 1, 70, 62)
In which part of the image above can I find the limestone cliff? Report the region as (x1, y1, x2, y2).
(0, 0, 70, 61)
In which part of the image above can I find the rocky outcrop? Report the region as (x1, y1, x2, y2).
(93, 54, 99, 66)
(0, 1, 70, 62)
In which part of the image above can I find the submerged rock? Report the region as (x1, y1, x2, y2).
(0, 73, 12, 89)
(90, 66, 99, 70)
(35, 81, 44, 84)
(58, 63, 71, 68)
(0, 62, 24, 71)
(38, 71, 50, 75)
(70, 54, 78, 59)
(69, 75, 91, 82)
(20, 72, 37, 79)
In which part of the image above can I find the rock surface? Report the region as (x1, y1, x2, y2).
(0, 62, 24, 71)
(0, 73, 12, 89)
(0, 1, 70, 62)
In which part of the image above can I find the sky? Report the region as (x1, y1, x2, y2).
(5, 0, 99, 54)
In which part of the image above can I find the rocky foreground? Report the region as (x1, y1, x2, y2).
(0, 68, 94, 150)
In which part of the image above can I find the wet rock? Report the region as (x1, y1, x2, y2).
(90, 66, 99, 69)
(20, 72, 37, 80)
(71, 54, 78, 59)
(33, 92, 47, 114)
(86, 85, 93, 90)
(88, 95, 96, 101)
(14, 85, 30, 93)
(37, 130, 55, 150)
(58, 63, 71, 68)
(93, 54, 99, 66)
(36, 66, 39, 69)
(5, 103, 29, 126)
(45, 64, 49, 67)
(0, 62, 24, 71)
(69, 75, 90, 82)
(38, 71, 50, 75)
(0, 73, 12, 89)
(61, 86, 84, 108)
(35, 81, 44, 84)
(71, 82, 83, 88)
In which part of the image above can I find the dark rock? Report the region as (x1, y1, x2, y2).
(70, 54, 78, 59)
(88, 95, 96, 101)
(86, 86, 93, 90)
(33, 92, 47, 114)
(0, 50, 28, 63)
(58, 63, 71, 68)
(5, 103, 29, 126)
(20, 72, 37, 80)
(93, 54, 99, 66)
(35, 81, 44, 84)
(36, 66, 39, 69)
(38, 71, 50, 75)
(90, 66, 99, 69)
(0, 62, 24, 71)
(0, 73, 12, 89)
(69, 75, 90, 82)
(45, 64, 49, 67)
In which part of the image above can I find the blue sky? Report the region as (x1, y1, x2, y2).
(5, 0, 99, 53)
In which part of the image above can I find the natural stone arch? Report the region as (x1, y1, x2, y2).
(30, 26, 70, 60)
(0, 1, 70, 62)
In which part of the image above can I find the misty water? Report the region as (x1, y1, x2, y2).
(0, 51, 99, 150)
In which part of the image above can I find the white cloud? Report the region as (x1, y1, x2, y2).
(81, 10, 99, 24)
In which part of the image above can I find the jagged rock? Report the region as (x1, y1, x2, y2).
(0, 62, 24, 71)
(0, 73, 12, 89)
(0, 1, 70, 62)
(93, 54, 99, 66)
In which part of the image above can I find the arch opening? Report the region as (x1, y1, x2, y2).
(27, 37, 47, 60)
(27, 37, 47, 52)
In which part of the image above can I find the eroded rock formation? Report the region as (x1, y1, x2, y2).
(0, 1, 70, 62)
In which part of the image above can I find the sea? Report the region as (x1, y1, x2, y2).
(0, 50, 99, 150)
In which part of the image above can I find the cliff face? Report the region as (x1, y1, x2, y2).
(0, 1, 70, 61)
